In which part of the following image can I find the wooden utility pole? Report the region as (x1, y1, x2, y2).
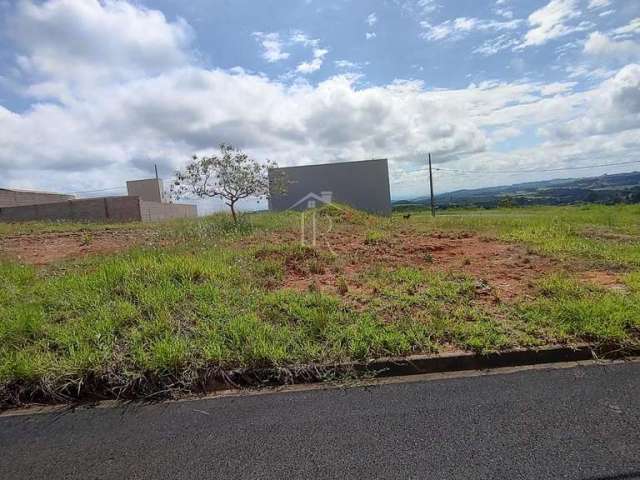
(428, 153, 435, 217)
(154, 164, 159, 180)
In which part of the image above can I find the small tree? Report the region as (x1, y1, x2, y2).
(171, 144, 283, 222)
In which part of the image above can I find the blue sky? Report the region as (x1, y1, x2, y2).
(1, 0, 639, 207)
(148, 0, 632, 88)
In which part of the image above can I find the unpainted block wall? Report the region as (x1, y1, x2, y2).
(126, 179, 165, 203)
(0, 197, 142, 223)
(268, 158, 392, 215)
(0, 189, 74, 208)
(139, 201, 197, 222)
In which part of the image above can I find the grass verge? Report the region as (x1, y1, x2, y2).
(1, 204, 639, 406)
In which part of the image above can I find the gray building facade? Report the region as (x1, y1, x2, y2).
(268, 158, 391, 215)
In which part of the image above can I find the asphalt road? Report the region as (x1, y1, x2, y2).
(2, 361, 639, 480)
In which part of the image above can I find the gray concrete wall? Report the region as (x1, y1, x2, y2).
(126, 179, 165, 203)
(0, 196, 142, 223)
(0, 195, 198, 223)
(139, 201, 197, 222)
(268, 158, 391, 215)
(0, 189, 74, 208)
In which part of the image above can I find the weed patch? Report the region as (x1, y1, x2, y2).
(364, 230, 389, 245)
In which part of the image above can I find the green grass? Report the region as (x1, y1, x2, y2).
(364, 230, 389, 245)
(356, 266, 513, 352)
(513, 273, 640, 345)
(406, 204, 640, 268)
(1, 204, 639, 404)
(0, 249, 439, 392)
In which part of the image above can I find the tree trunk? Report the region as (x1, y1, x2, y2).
(229, 201, 237, 223)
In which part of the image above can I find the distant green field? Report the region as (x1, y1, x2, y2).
(1, 204, 639, 405)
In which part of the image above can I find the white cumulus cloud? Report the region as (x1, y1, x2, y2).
(520, 0, 583, 48)
(253, 32, 290, 63)
(2, 0, 640, 200)
(295, 48, 328, 74)
(8, 0, 192, 94)
(584, 31, 640, 63)
(544, 64, 640, 139)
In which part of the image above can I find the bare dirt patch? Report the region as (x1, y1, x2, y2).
(352, 230, 556, 301)
(249, 228, 623, 302)
(0, 229, 156, 265)
(580, 270, 627, 292)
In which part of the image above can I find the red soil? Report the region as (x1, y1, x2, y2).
(250, 229, 621, 302)
(2, 226, 622, 301)
(0, 229, 154, 265)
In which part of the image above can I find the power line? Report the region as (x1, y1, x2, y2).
(68, 177, 171, 195)
(69, 186, 127, 195)
(65, 158, 640, 196)
(433, 159, 640, 175)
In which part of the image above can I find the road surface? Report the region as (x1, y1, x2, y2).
(1, 360, 639, 480)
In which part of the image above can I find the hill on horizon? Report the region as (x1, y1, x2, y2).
(394, 171, 640, 209)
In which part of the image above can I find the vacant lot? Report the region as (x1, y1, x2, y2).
(1, 204, 639, 405)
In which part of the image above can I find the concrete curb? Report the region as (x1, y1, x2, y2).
(226, 343, 640, 387)
(349, 344, 629, 377)
(3, 344, 639, 410)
